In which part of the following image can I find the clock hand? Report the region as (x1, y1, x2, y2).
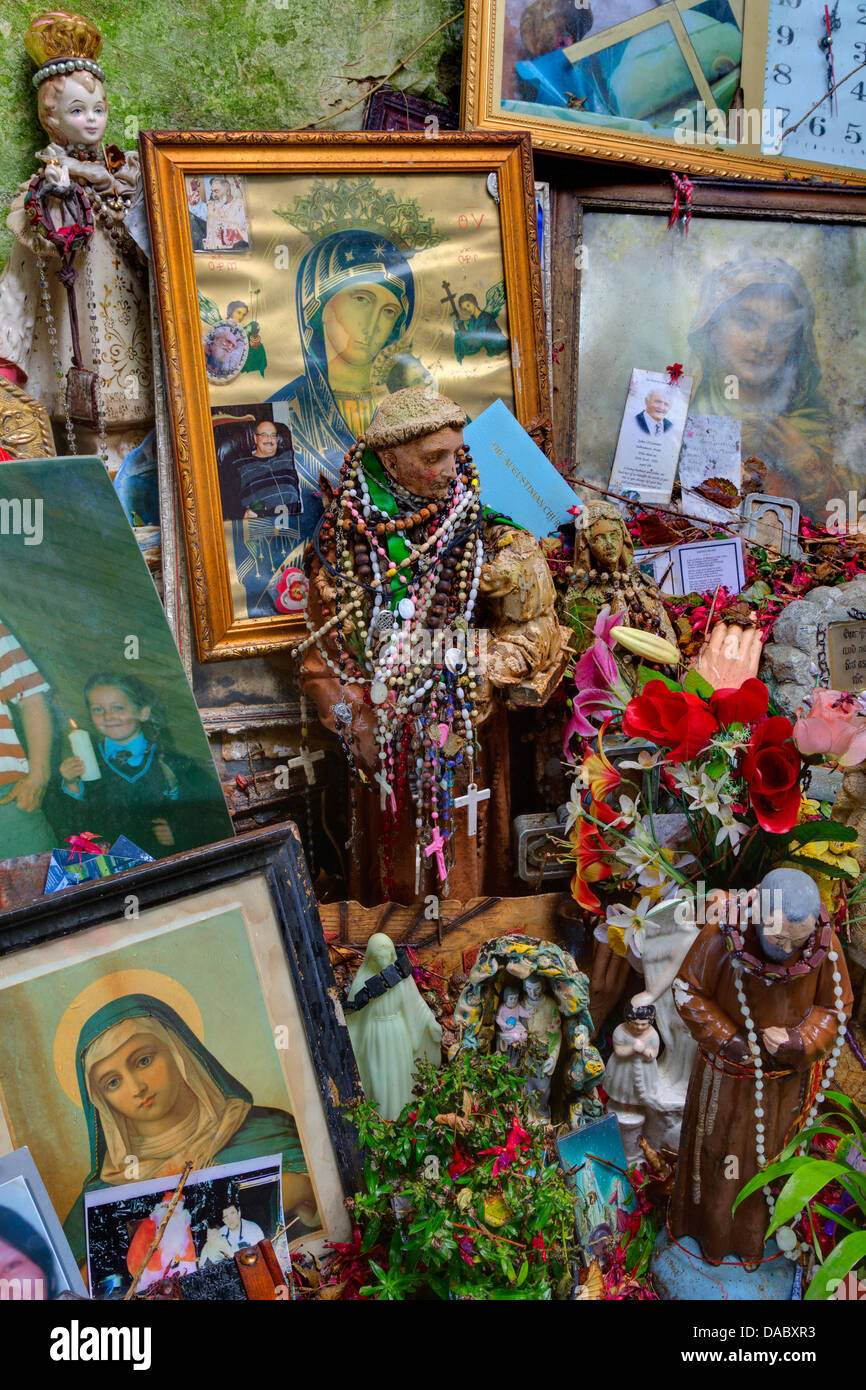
(820, 1, 841, 116)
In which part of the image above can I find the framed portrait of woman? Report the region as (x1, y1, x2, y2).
(549, 170, 866, 522)
(0, 826, 362, 1282)
(141, 131, 549, 661)
(463, 0, 866, 184)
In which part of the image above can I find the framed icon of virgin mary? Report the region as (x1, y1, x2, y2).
(0, 825, 362, 1282)
(141, 131, 549, 660)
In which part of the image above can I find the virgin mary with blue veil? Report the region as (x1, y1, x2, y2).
(61, 993, 316, 1264)
(269, 228, 415, 554)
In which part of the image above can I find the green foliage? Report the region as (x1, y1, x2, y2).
(350, 1051, 577, 1300)
(734, 1091, 866, 1301)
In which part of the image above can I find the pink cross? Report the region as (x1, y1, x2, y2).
(424, 825, 447, 882)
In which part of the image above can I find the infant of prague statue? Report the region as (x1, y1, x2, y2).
(603, 1002, 660, 1162)
(563, 501, 678, 664)
(668, 868, 853, 1266)
(297, 387, 569, 904)
(345, 933, 442, 1121)
(495, 980, 530, 1065)
(0, 12, 153, 474)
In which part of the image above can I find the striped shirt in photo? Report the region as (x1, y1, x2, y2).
(0, 620, 50, 786)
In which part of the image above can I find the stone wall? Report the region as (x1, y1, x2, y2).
(0, 0, 462, 265)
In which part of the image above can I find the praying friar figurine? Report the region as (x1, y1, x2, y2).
(666, 868, 853, 1269)
(563, 500, 678, 659)
(0, 11, 153, 475)
(298, 387, 570, 905)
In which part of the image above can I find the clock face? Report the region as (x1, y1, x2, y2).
(762, 0, 866, 171)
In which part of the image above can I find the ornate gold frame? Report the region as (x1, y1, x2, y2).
(140, 130, 550, 662)
(462, 0, 866, 184)
(0, 378, 55, 458)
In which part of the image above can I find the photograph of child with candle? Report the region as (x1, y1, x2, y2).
(0, 457, 232, 866)
(56, 673, 232, 858)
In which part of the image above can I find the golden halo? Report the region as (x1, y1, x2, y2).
(53, 970, 203, 1109)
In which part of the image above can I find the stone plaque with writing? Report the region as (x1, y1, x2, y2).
(828, 620, 866, 691)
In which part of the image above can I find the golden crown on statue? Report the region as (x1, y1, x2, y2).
(24, 11, 105, 86)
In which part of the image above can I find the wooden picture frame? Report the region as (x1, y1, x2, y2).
(0, 825, 362, 1281)
(0, 1146, 89, 1299)
(546, 168, 866, 520)
(362, 85, 459, 132)
(141, 130, 550, 661)
(462, 0, 866, 184)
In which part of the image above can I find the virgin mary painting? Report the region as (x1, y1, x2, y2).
(61, 993, 316, 1263)
(269, 228, 415, 559)
(688, 255, 842, 512)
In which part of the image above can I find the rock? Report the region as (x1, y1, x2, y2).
(761, 578, 866, 718)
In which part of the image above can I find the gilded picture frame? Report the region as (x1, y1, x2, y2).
(141, 131, 550, 662)
(0, 825, 363, 1282)
(462, 0, 866, 184)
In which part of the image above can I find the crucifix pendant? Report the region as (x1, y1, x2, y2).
(454, 781, 491, 837)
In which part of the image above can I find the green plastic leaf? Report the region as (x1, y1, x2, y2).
(636, 664, 681, 694)
(516, 1258, 529, 1287)
(683, 668, 714, 699)
(805, 1232, 866, 1301)
(733, 1155, 814, 1211)
(786, 821, 857, 847)
(765, 1162, 853, 1235)
(776, 855, 855, 880)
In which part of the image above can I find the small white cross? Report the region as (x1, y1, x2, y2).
(454, 782, 491, 836)
(374, 768, 396, 813)
(288, 747, 324, 786)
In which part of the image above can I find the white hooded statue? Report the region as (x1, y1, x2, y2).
(346, 933, 442, 1121)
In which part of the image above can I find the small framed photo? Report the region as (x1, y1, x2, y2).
(0, 1147, 88, 1299)
(186, 175, 252, 256)
(85, 1154, 286, 1298)
(741, 492, 801, 557)
(0, 826, 363, 1284)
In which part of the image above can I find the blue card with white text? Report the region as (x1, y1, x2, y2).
(465, 399, 580, 538)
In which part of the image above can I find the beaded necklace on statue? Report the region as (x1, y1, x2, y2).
(297, 436, 484, 897)
(726, 918, 848, 1263)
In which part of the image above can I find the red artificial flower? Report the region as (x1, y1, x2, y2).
(447, 1143, 474, 1179)
(571, 816, 613, 913)
(741, 715, 802, 832)
(708, 678, 769, 729)
(529, 1233, 548, 1263)
(622, 681, 718, 762)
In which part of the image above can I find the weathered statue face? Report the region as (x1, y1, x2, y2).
(48, 75, 108, 147)
(523, 977, 543, 1003)
(587, 519, 624, 570)
(757, 911, 816, 961)
(378, 424, 464, 501)
(502, 983, 520, 1007)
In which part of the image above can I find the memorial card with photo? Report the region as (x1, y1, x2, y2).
(85, 1155, 285, 1298)
(210, 403, 307, 621)
(0, 458, 232, 865)
(608, 368, 693, 506)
